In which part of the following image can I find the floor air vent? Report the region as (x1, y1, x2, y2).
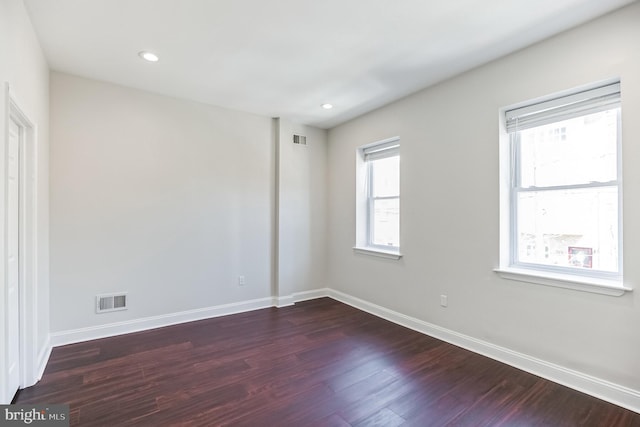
(96, 293, 128, 313)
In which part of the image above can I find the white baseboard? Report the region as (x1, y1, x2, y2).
(46, 287, 640, 414)
(274, 295, 295, 308)
(326, 288, 640, 414)
(49, 290, 330, 347)
(274, 289, 330, 307)
(292, 288, 331, 303)
(50, 296, 275, 347)
(35, 336, 52, 383)
(16, 335, 52, 396)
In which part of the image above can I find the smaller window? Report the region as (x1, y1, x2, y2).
(355, 138, 400, 258)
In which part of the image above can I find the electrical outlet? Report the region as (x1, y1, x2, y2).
(440, 294, 448, 308)
(238, 275, 245, 286)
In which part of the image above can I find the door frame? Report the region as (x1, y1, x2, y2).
(1, 83, 39, 403)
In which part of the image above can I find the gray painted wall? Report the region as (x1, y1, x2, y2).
(0, 0, 50, 398)
(327, 3, 640, 392)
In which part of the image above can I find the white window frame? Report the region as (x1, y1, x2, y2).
(354, 137, 401, 259)
(496, 81, 631, 296)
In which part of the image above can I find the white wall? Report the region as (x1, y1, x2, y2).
(49, 73, 328, 334)
(0, 0, 50, 395)
(327, 2, 640, 396)
(276, 119, 327, 304)
(29, 0, 638, 410)
(50, 73, 276, 332)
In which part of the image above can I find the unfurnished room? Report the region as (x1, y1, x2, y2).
(1, 0, 640, 425)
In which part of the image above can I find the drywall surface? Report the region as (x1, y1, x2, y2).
(0, 0, 50, 384)
(276, 119, 327, 302)
(327, 3, 640, 392)
(50, 73, 274, 331)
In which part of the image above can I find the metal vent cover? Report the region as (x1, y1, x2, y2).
(293, 134, 307, 145)
(96, 293, 128, 313)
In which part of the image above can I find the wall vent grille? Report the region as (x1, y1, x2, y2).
(293, 134, 307, 145)
(96, 293, 128, 313)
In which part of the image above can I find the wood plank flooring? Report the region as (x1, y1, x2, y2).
(15, 298, 640, 426)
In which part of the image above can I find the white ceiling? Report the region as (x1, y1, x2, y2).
(24, 0, 635, 129)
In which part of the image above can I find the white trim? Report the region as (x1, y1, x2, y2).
(275, 289, 331, 307)
(292, 288, 330, 302)
(51, 297, 275, 347)
(50, 292, 327, 348)
(274, 295, 294, 308)
(353, 246, 402, 260)
(35, 336, 51, 383)
(494, 267, 631, 296)
(42, 287, 640, 414)
(1, 85, 40, 403)
(13, 96, 39, 389)
(325, 288, 640, 414)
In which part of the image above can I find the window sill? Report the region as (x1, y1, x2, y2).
(494, 267, 632, 297)
(353, 246, 402, 260)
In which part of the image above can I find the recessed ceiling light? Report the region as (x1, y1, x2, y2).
(321, 103, 333, 110)
(138, 51, 159, 62)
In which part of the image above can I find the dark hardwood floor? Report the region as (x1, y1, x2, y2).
(15, 298, 640, 426)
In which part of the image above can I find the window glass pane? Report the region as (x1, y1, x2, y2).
(371, 156, 399, 197)
(518, 108, 618, 188)
(372, 198, 399, 247)
(517, 187, 618, 272)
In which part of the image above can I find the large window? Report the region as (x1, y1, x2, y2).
(501, 81, 624, 290)
(355, 138, 400, 257)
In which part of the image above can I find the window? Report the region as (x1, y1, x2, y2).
(354, 138, 400, 258)
(498, 81, 628, 294)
